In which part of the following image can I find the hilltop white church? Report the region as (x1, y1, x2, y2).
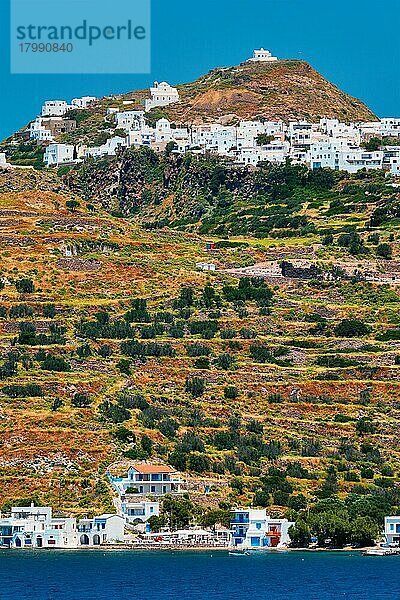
(248, 48, 278, 62)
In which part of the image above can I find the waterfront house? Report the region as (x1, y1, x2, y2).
(114, 497, 160, 528)
(230, 508, 294, 549)
(77, 514, 124, 546)
(108, 464, 182, 498)
(384, 516, 400, 546)
(0, 504, 77, 549)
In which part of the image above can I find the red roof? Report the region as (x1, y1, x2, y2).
(130, 465, 176, 474)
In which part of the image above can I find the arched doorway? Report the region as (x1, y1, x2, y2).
(15, 537, 22, 547)
(36, 536, 43, 548)
(93, 534, 100, 546)
(80, 534, 90, 545)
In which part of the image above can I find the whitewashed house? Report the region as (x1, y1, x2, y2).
(337, 147, 384, 172)
(108, 464, 182, 497)
(84, 136, 127, 158)
(0, 153, 7, 167)
(44, 143, 74, 166)
(308, 142, 384, 172)
(230, 508, 294, 549)
(155, 118, 173, 142)
(0, 505, 77, 548)
(357, 121, 382, 141)
(29, 117, 54, 141)
(247, 48, 278, 62)
(145, 81, 180, 112)
(115, 110, 145, 132)
(383, 146, 400, 177)
(237, 120, 285, 149)
(77, 514, 124, 546)
(71, 96, 96, 109)
(380, 118, 400, 138)
(320, 118, 361, 146)
(115, 497, 159, 527)
(196, 262, 216, 271)
(237, 141, 290, 166)
(41, 100, 70, 117)
(384, 516, 400, 546)
(288, 122, 314, 147)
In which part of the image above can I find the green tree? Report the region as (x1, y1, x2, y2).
(376, 243, 392, 260)
(15, 278, 35, 294)
(350, 516, 379, 547)
(66, 200, 80, 212)
(141, 435, 153, 456)
(288, 520, 311, 548)
(162, 495, 195, 529)
(185, 376, 205, 397)
(334, 319, 371, 337)
(148, 514, 167, 532)
(256, 133, 274, 146)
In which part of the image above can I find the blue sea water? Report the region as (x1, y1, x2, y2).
(0, 550, 398, 600)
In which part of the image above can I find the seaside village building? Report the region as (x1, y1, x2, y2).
(0, 504, 124, 548)
(230, 509, 294, 549)
(77, 514, 124, 546)
(109, 464, 182, 497)
(108, 464, 183, 528)
(384, 516, 400, 546)
(41, 96, 96, 117)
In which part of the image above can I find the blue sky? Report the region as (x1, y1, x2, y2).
(1, 0, 399, 140)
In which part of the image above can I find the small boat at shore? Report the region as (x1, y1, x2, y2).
(229, 550, 250, 556)
(363, 547, 400, 556)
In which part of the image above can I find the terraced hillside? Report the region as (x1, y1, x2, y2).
(1, 159, 400, 534)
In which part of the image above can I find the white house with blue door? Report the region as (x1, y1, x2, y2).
(230, 508, 294, 549)
(384, 516, 400, 546)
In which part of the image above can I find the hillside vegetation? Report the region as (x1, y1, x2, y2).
(1, 158, 400, 535)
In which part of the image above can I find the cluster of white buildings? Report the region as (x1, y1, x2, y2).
(230, 508, 294, 549)
(0, 504, 124, 549)
(41, 112, 400, 177)
(41, 97, 97, 117)
(13, 48, 400, 178)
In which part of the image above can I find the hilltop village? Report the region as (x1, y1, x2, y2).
(2, 49, 400, 177)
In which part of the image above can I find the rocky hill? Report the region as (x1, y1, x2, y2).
(164, 60, 377, 124)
